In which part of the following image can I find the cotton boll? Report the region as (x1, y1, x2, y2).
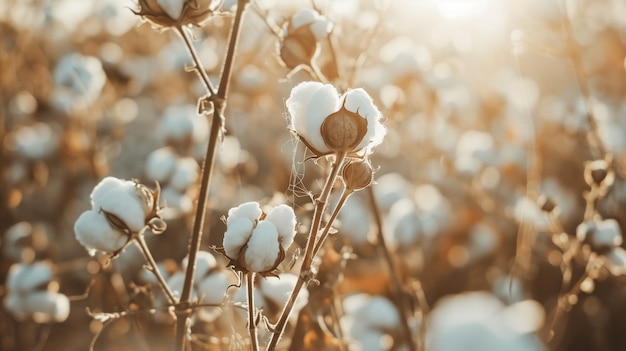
(338, 194, 372, 245)
(265, 204, 297, 250)
(6, 262, 53, 293)
(290, 9, 332, 40)
(167, 271, 198, 301)
(226, 202, 262, 225)
(353, 296, 400, 331)
(145, 147, 178, 183)
(159, 105, 209, 144)
(232, 281, 265, 320)
(97, 187, 147, 232)
(244, 221, 280, 272)
(74, 210, 128, 255)
(25, 291, 71, 323)
(183, 250, 217, 280)
(343, 88, 385, 151)
(291, 8, 317, 29)
(170, 157, 199, 192)
(606, 247, 626, 276)
(223, 217, 254, 259)
(9, 123, 59, 160)
(373, 173, 412, 212)
(260, 273, 309, 316)
(90, 177, 130, 208)
(286, 81, 339, 155)
(196, 271, 232, 322)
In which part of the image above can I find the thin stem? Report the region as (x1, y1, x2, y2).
(247, 272, 259, 351)
(544, 253, 597, 345)
(367, 185, 416, 351)
(174, 2, 249, 350)
(176, 26, 216, 97)
(559, 0, 607, 158)
(266, 152, 347, 351)
(134, 235, 177, 305)
(313, 188, 353, 256)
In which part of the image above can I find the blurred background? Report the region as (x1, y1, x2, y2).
(1, 0, 626, 350)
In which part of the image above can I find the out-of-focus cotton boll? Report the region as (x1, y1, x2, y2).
(170, 158, 200, 192)
(159, 187, 193, 217)
(427, 292, 545, 351)
(158, 104, 209, 144)
(342, 293, 400, 351)
(52, 53, 106, 112)
(259, 273, 309, 316)
(145, 147, 178, 183)
(387, 198, 422, 247)
(6, 262, 53, 293)
(455, 130, 497, 176)
(182, 250, 217, 282)
(196, 271, 232, 322)
(6, 123, 59, 160)
(466, 221, 499, 263)
(4, 291, 70, 323)
(338, 193, 372, 245)
(373, 172, 413, 212)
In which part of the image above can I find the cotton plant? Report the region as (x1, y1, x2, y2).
(3, 262, 70, 324)
(74, 176, 178, 306)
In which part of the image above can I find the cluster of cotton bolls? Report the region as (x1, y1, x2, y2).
(139, 251, 233, 324)
(340, 293, 401, 351)
(144, 104, 208, 218)
(427, 292, 545, 351)
(3, 262, 70, 324)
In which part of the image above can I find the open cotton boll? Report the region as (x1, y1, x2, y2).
(23, 291, 71, 323)
(338, 194, 372, 245)
(373, 173, 412, 212)
(170, 158, 200, 192)
(6, 262, 53, 293)
(97, 187, 147, 232)
(160, 186, 193, 215)
(223, 217, 254, 259)
(260, 273, 309, 314)
(74, 210, 128, 255)
(286, 81, 339, 155)
(343, 89, 386, 151)
(167, 271, 198, 301)
(145, 147, 178, 183)
(53, 53, 106, 103)
(233, 281, 265, 320)
(290, 8, 317, 29)
(244, 221, 280, 272)
(265, 204, 297, 250)
(226, 201, 262, 225)
(606, 247, 626, 276)
(10, 123, 59, 160)
(90, 177, 132, 208)
(183, 250, 217, 281)
(290, 9, 332, 40)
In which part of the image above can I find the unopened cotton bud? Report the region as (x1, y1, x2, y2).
(342, 160, 374, 191)
(223, 217, 254, 259)
(265, 204, 297, 250)
(244, 221, 281, 273)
